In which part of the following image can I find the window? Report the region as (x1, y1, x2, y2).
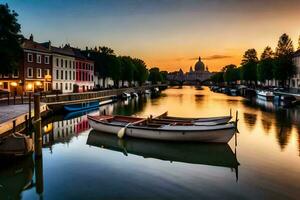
(27, 67, 33, 78)
(3, 82, 8, 89)
(37, 68, 42, 78)
(65, 60, 68, 68)
(61, 71, 63, 80)
(73, 71, 75, 80)
(73, 61, 75, 69)
(0, 74, 2, 78)
(91, 65, 93, 71)
(45, 69, 50, 76)
(65, 83, 68, 90)
(70, 83, 72, 90)
(60, 83, 63, 90)
(61, 59, 63, 68)
(65, 71, 68, 80)
(56, 83, 58, 89)
(69, 60, 72, 68)
(56, 70, 59, 79)
(37, 54, 41, 63)
(45, 56, 50, 64)
(4, 74, 9, 78)
(69, 71, 71, 80)
(27, 53, 33, 62)
(56, 58, 59, 67)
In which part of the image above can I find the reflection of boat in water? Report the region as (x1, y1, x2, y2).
(87, 131, 239, 174)
(0, 156, 34, 199)
(64, 107, 99, 120)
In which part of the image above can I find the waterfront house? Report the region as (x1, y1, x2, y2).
(67, 46, 94, 92)
(41, 42, 76, 93)
(0, 35, 52, 94)
(291, 50, 300, 89)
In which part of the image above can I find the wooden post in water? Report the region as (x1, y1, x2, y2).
(35, 156, 44, 196)
(28, 92, 32, 129)
(33, 93, 42, 157)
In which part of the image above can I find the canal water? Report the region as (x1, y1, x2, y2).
(1, 86, 300, 199)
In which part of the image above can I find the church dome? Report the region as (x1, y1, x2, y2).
(194, 57, 205, 71)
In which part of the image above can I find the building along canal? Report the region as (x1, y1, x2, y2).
(1, 86, 300, 199)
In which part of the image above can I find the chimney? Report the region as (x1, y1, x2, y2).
(29, 34, 34, 41)
(48, 40, 51, 50)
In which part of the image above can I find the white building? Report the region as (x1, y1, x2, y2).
(291, 50, 300, 89)
(51, 46, 76, 93)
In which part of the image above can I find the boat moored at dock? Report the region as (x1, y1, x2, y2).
(256, 90, 274, 101)
(87, 115, 237, 143)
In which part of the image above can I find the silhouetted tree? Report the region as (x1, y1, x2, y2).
(273, 33, 296, 87)
(120, 56, 136, 86)
(223, 64, 240, 84)
(241, 49, 258, 85)
(148, 67, 162, 84)
(0, 4, 23, 74)
(210, 72, 224, 84)
(257, 46, 274, 84)
(132, 58, 149, 85)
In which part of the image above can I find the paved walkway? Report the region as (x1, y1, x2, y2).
(0, 104, 32, 124)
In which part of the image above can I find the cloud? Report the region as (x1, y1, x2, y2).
(189, 55, 233, 60)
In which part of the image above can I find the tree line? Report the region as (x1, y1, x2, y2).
(0, 3, 167, 88)
(211, 33, 299, 88)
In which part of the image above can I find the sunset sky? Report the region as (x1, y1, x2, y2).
(3, 0, 300, 72)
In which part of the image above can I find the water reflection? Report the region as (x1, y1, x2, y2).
(243, 112, 257, 131)
(0, 156, 34, 199)
(87, 130, 239, 181)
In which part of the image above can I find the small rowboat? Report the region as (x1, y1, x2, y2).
(87, 115, 236, 143)
(0, 133, 33, 157)
(154, 111, 232, 125)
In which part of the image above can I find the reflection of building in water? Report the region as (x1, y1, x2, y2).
(42, 115, 90, 149)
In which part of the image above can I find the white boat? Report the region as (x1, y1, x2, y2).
(132, 92, 139, 98)
(122, 92, 131, 99)
(230, 89, 238, 96)
(87, 115, 236, 143)
(144, 89, 151, 95)
(257, 90, 274, 101)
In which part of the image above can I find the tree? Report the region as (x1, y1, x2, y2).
(148, 67, 162, 84)
(257, 46, 274, 84)
(132, 58, 149, 85)
(241, 49, 258, 84)
(107, 55, 121, 87)
(273, 33, 296, 87)
(210, 72, 224, 84)
(120, 56, 136, 86)
(0, 4, 23, 74)
(160, 71, 168, 83)
(223, 64, 239, 84)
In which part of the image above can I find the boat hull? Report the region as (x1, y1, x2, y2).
(64, 100, 100, 112)
(88, 117, 235, 143)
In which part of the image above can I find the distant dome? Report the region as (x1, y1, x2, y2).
(194, 57, 205, 71)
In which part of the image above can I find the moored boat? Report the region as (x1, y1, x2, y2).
(87, 115, 236, 143)
(0, 133, 33, 157)
(64, 100, 100, 112)
(257, 90, 274, 101)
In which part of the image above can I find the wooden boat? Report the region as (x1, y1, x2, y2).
(87, 115, 236, 143)
(87, 130, 239, 171)
(64, 100, 100, 112)
(155, 112, 232, 125)
(0, 133, 33, 157)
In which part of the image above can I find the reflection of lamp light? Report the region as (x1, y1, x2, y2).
(27, 83, 33, 91)
(35, 81, 42, 86)
(10, 82, 17, 87)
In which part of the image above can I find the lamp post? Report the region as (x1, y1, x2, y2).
(10, 82, 17, 105)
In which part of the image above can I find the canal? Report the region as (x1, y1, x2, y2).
(1, 86, 300, 199)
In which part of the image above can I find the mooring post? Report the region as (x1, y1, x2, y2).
(33, 93, 42, 157)
(28, 92, 32, 130)
(12, 120, 16, 134)
(35, 156, 44, 197)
